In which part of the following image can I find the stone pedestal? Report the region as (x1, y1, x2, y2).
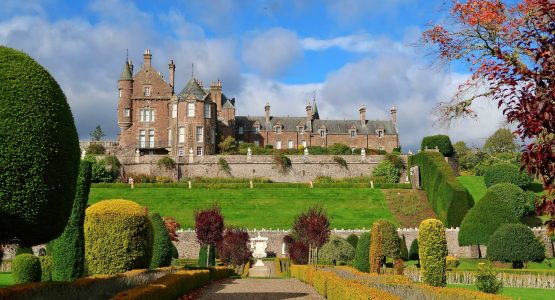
(248, 233, 270, 277)
(248, 264, 270, 277)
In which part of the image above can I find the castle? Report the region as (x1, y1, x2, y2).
(116, 50, 400, 156)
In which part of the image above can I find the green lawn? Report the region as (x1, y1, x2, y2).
(89, 187, 397, 229)
(0, 272, 13, 288)
(456, 258, 555, 271)
(457, 176, 487, 203)
(448, 284, 555, 300)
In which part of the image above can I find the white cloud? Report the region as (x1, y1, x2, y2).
(324, 0, 415, 24)
(242, 28, 303, 78)
(302, 34, 405, 54)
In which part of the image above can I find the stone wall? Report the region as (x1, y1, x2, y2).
(117, 154, 407, 183)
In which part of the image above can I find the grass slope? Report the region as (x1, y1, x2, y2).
(89, 187, 397, 229)
(382, 189, 438, 228)
(457, 176, 487, 203)
(448, 284, 555, 300)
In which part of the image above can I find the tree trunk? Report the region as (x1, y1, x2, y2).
(207, 245, 210, 267)
(477, 245, 482, 259)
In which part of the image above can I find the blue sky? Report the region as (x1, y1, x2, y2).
(0, 0, 505, 150)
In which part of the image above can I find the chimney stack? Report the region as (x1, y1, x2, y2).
(390, 105, 397, 128)
(359, 105, 366, 126)
(265, 102, 271, 124)
(143, 49, 152, 68)
(168, 59, 175, 92)
(306, 101, 313, 123)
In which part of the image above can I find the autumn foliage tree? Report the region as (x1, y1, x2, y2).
(194, 204, 224, 267)
(422, 0, 555, 234)
(217, 228, 251, 267)
(291, 205, 330, 265)
(163, 217, 181, 242)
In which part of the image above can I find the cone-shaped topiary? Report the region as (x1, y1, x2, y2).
(84, 199, 153, 275)
(458, 190, 518, 256)
(409, 238, 419, 261)
(487, 223, 545, 269)
(0, 46, 80, 246)
(419, 219, 447, 287)
(369, 223, 382, 274)
(400, 235, 409, 261)
(49, 161, 92, 281)
(12, 254, 41, 284)
(353, 232, 371, 272)
(149, 213, 173, 268)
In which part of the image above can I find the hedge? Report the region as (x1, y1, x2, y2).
(197, 246, 216, 268)
(410, 152, 472, 227)
(84, 199, 153, 275)
(49, 160, 92, 281)
(12, 254, 41, 284)
(0, 46, 80, 246)
(483, 163, 532, 189)
(419, 219, 447, 287)
(353, 232, 371, 272)
(149, 213, 173, 269)
(487, 223, 545, 269)
(421, 135, 454, 157)
(39, 256, 53, 282)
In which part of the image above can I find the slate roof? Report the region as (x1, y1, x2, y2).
(177, 78, 208, 100)
(235, 116, 397, 135)
(119, 61, 133, 81)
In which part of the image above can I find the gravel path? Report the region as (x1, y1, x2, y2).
(195, 278, 324, 300)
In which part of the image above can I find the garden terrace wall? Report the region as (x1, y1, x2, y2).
(117, 154, 409, 183)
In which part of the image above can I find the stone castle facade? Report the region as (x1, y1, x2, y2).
(117, 50, 400, 156)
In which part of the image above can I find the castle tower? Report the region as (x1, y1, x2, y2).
(117, 59, 133, 131)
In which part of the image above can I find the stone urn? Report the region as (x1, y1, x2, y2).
(248, 233, 271, 277)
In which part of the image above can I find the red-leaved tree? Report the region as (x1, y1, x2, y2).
(422, 0, 554, 236)
(288, 240, 309, 265)
(194, 204, 224, 266)
(217, 228, 252, 266)
(163, 216, 181, 242)
(291, 205, 330, 265)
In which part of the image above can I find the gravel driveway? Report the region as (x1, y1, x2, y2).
(195, 278, 324, 300)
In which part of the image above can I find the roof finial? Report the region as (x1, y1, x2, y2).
(126, 48, 129, 61)
(313, 90, 316, 101)
(191, 63, 194, 78)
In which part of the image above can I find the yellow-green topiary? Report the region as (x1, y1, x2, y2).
(84, 199, 153, 275)
(418, 219, 447, 287)
(369, 223, 382, 274)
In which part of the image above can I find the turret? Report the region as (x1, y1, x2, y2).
(118, 59, 133, 131)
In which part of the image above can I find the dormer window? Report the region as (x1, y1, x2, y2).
(274, 125, 282, 134)
(143, 86, 151, 96)
(297, 126, 305, 134)
(319, 129, 326, 138)
(376, 128, 384, 138)
(350, 129, 356, 138)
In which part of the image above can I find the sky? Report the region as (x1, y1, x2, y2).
(0, 0, 507, 151)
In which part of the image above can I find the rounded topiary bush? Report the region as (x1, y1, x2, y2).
(12, 254, 41, 284)
(353, 232, 370, 272)
(488, 183, 530, 218)
(421, 135, 454, 157)
(483, 163, 532, 189)
(149, 213, 173, 268)
(84, 199, 153, 275)
(419, 219, 447, 287)
(0, 46, 80, 246)
(39, 255, 53, 281)
(376, 219, 400, 259)
(487, 223, 545, 269)
(320, 236, 355, 262)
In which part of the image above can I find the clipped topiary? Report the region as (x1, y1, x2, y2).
(419, 219, 447, 287)
(458, 190, 518, 257)
(421, 135, 454, 157)
(149, 213, 173, 268)
(49, 161, 92, 281)
(84, 199, 153, 275)
(487, 223, 545, 269)
(409, 238, 419, 261)
(354, 232, 371, 272)
(369, 223, 382, 274)
(376, 219, 400, 259)
(475, 262, 503, 294)
(12, 254, 41, 284)
(198, 246, 216, 267)
(39, 256, 53, 282)
(399, 235, 409, 261)
(488, 183, 530, 218)
(346, 234, 359, 249)
(0, 46, 80, 246)
(320, 236, 355, 262)
(483, 163, 532, 189)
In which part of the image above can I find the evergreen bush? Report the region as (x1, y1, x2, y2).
(353, 232, 370, 272)
(49, 161, 91, 281)
(475, 262, 503, 294)
(171, 243, 179, 259)
(198, 246, 216, 267)
(488, 183, 530, 218)
(15, 246, 33, 256)
(12, 254, 41, 284)
(149, 213, 173, 268)
(84, 199, 153, 275)
(346, 234, 359, 249)
(328, 143, 351, 155)
(445, 256, 460, 270)
(372, 161, 399, 183)
(86, 143, 105, 155)
(320, 236, 355, 262)
(39, 256, 53, 282)
(487, 223, 545, 269)
(376, 219, 400, 259)
(156, 156, 176, 169)
(418, 219, 447, 287)
(483, 163, 532, 189)
(0, 46, 80, 246)
(399, 235, 409, 261)
(421, 135, 454, 156)
(369, 223, 382, 274)
(408, 239, 419, 261)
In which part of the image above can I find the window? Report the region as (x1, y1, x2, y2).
(139, 109, 154, 122)
(379, 146, 384, 151)
(211, 128, 216, 144)
(119, 89, 122, 98)
(288, 140, 293, 149)
(238, 126, 244, 134)
(298, 126, 304, 134)
(143, 86, 151, 96)
(187, 103, 195, 117)
(302, 140, 307, 148)
(274, 126, 282, 134)
(172, 104, 177, 118)
(276, 141, 282, 149)
(139, 130, 146, 148)
(178, 127, 185, 143)
(124, 108, 130, 117)
(254, 127, 260, 134)
(168, 129, 172, 146)
(350, 130, 356, 138)
(196, 126, 204, 142)
(204, 102, 210, 118)
(196, 147, 203, 156)
(178, 147, 184, 156)
(254, 139, 260, 146)
(148, 129, 154, 148)
(319, 130, 326, 138)
(377, 130, 384, 138)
